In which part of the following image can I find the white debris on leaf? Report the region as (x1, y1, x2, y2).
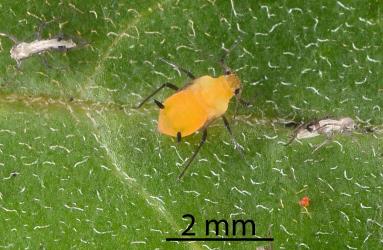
(1, 32, 78, 66)
(287, 117, 356, 145)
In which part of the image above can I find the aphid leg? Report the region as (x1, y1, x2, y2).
(56, 31, 64, 41)
(312, 137, 332, 153)
(57, 45, 68, 52)
(136, 82, 178, 108)
(177, 129, 208, 180)
(284, 122, 306, 146)
(159, 58, 195, 80)
(15, 60, 22, 70)
(35, 18, 59, 40)
(40, 55, 52, 69)
(154, 99, 165, 109)
(233, 97, 239, 120)
(177, 132, 182, 143)
(0, 32, 19, 44)
(222, 115, 245, 158)
(233, 92, 251, 119)
(234, 90, 251, 115)
(238, 98, 251, 107)
(36, 23, 44, 40)
(222, 115, 232, 134)
(284, 129, 301, 146)
(284, 135, 297, 146)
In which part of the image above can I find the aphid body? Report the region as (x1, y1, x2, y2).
(159, 73, 241, 138)
(285, 117, 356, 150)
(295, 117, 355, 140)
(137, 42, 245, 179)
(10, 38, 77, 62)
(0, 20, 81, 67)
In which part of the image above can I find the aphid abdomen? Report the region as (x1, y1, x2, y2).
(10, 39, 77, 61)
(158, 90, 208, 137)
(190, 76, 233, 119)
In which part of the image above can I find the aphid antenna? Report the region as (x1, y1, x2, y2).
(220, 36, 249, 119)
(219, 36, 242, 74)
(0, 32, 19, 44)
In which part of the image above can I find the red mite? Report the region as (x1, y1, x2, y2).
(299, 196, 310, 207)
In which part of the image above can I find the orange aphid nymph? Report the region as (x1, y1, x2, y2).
(158, 74, 241, 138)
(136, 42, 245, 180)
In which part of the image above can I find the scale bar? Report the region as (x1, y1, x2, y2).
(166, 237, 274, 242)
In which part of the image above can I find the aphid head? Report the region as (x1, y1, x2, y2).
(224, 72, 241, 96)
(220, 38, 242, 96)
(10, 43, 29, 61)
(224, 71, 250, 119)
(339, 117, 356, 131)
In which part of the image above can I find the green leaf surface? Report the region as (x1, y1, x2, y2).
(0, 0, 382, 249)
